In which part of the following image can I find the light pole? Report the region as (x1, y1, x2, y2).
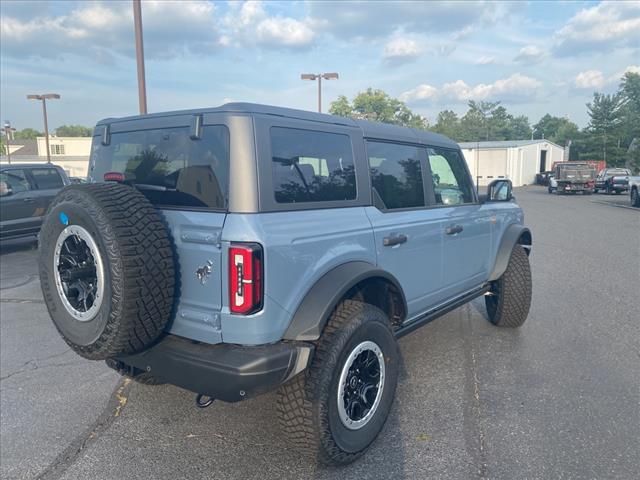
(133, 0, 148, 114)
(3, 121, 16, 164)
(300, 72, 339, 113)
(27, 93, 60, 163)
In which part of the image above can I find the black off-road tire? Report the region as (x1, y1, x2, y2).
(485, 245, 532, 328)
(631, 188, 640, 207)
(277, 300, 399, 465)
(39, 183, 175, 360)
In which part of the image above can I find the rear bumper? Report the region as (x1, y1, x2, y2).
(110, 335, 313, 402)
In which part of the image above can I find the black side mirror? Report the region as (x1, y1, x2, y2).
(483, 179, 513, 203)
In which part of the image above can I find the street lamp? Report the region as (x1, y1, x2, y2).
(3, 121, 17, 164)
(133, 0, 148, 114)
(27, 93, 60, 163)
(300, 72, 339, 113)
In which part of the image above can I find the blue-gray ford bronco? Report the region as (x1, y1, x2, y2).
(38, 103, 532, 465)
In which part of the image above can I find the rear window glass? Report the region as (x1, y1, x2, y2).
(367, 141, 425, 210)
(90, 126, 229, 209)
(30, 168, 64, 189)
(270, 127, 356, 203)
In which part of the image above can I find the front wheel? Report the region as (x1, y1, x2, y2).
(485, 245, 532, 328)
(277, 300, 399, 465)
(631, 188, 640, 207)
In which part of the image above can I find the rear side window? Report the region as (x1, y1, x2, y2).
(367, 141, 424, 210)
(270, 127, 356, 203)
(0, 170, 31, 193)
(90, 126, 229, 209)
(30, 168, 64, 190)
(427, 148, 474, 206)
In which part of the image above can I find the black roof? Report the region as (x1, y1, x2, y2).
(7, 139, 38, 156)
(96, 102, 458, 149)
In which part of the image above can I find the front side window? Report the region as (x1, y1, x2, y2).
(30, 168, 64, 190)
(427, 148, 474, 206)
(270, 127, 356, 203)
(0, 170, 31, 193)
(367, 141, 424, 210)
(90, 125, 229, 209)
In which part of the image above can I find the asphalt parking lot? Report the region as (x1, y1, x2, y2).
(1, 187, 638, 480)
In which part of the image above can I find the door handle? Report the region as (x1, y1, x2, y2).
(383, 234, 408, 247)
(445, 224, 464, 235)
(23, 197, 34, 203)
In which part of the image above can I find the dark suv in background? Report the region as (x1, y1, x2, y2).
(0, 164, 70, 240)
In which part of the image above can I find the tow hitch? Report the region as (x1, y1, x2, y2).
(195, 394, 215, 408)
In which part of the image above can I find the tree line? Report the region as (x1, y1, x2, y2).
(330, 72, 640, 172)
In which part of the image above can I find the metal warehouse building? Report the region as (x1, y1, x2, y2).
(459, 139, 566, 187)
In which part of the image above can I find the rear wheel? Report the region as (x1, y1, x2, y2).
(632, 188, 640, 207)
(485, 245, 532, 328)
(277, 300, 399, 465)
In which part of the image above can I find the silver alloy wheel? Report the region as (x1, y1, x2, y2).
(337, 340, 385, 430)
(53, 225, 105, 322)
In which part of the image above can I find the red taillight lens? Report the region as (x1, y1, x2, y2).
(104, 172, 125, 182)
(229, 243, 263, 315)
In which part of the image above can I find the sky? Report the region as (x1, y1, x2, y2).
(1, 0, 639, 132)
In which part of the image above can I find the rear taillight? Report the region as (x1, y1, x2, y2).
(229, 243, 263, 315)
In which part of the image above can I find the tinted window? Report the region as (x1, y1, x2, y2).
(427, 148, 474, 206)
(367, 141, 424, 209)
(270, 127, 356, 203)
(90, 126, 229, 209)
(30, 168, 64, 190)
(0, 170, 31, 193)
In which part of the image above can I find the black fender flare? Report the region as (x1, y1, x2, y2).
(488, 224, 532, 282)
(283, 261, 407, 341)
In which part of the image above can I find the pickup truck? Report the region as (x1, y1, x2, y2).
(629, 176, 640, 207)
(594, 168, 632, 194)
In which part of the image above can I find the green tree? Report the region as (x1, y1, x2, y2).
(619, 72, 640, 172)
(586, 92, 624, 165)
(0, 136, 5, 155)
(508, 115, 532, 140)
(432, 110, 460, 139)
(55, 125, 92, 137)
(329, 88, 428, 129)
(14, 128, 43, 140)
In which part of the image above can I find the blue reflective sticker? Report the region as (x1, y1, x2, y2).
(59, 212, 69, 225)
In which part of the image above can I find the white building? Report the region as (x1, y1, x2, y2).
(1, 136, 92, 177)
(459, 139, 565, 187)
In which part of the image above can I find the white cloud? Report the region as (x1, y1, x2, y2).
(383, 38, 421, 63)
(514, 45, 545, 63)
(554, 1, 640, 55)
(475, 55, 496, 65)
(399, 84, 438, 102)
(575, 70, 605, 89)
(401, 73, 541, 104)
(255, 17, 314, 47)
(223, 1, 315, 49)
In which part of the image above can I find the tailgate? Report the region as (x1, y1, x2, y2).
(162, 210, 226, 344)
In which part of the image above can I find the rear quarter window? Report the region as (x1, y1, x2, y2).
(90, 125, 229, 210)
(270, 127, 356, 204)
(30, 168, 64, 189)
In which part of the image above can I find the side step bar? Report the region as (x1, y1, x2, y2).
(394, 285, 490, 338)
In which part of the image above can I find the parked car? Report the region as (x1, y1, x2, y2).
(0, 164, 70, 240)
(548, 173, 557, 193)
(594, 168, 632, 194)
(536, 171, 554, 186)
(553, 162, 596, 194)
(629, 176, 640, 207)
(69, 176, 88, 184)
(37, 103, 533, 465)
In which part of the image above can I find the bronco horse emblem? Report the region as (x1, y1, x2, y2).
(196, 260, 213, 285)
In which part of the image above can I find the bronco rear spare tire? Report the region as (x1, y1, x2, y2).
(38, 183, 175, 360)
